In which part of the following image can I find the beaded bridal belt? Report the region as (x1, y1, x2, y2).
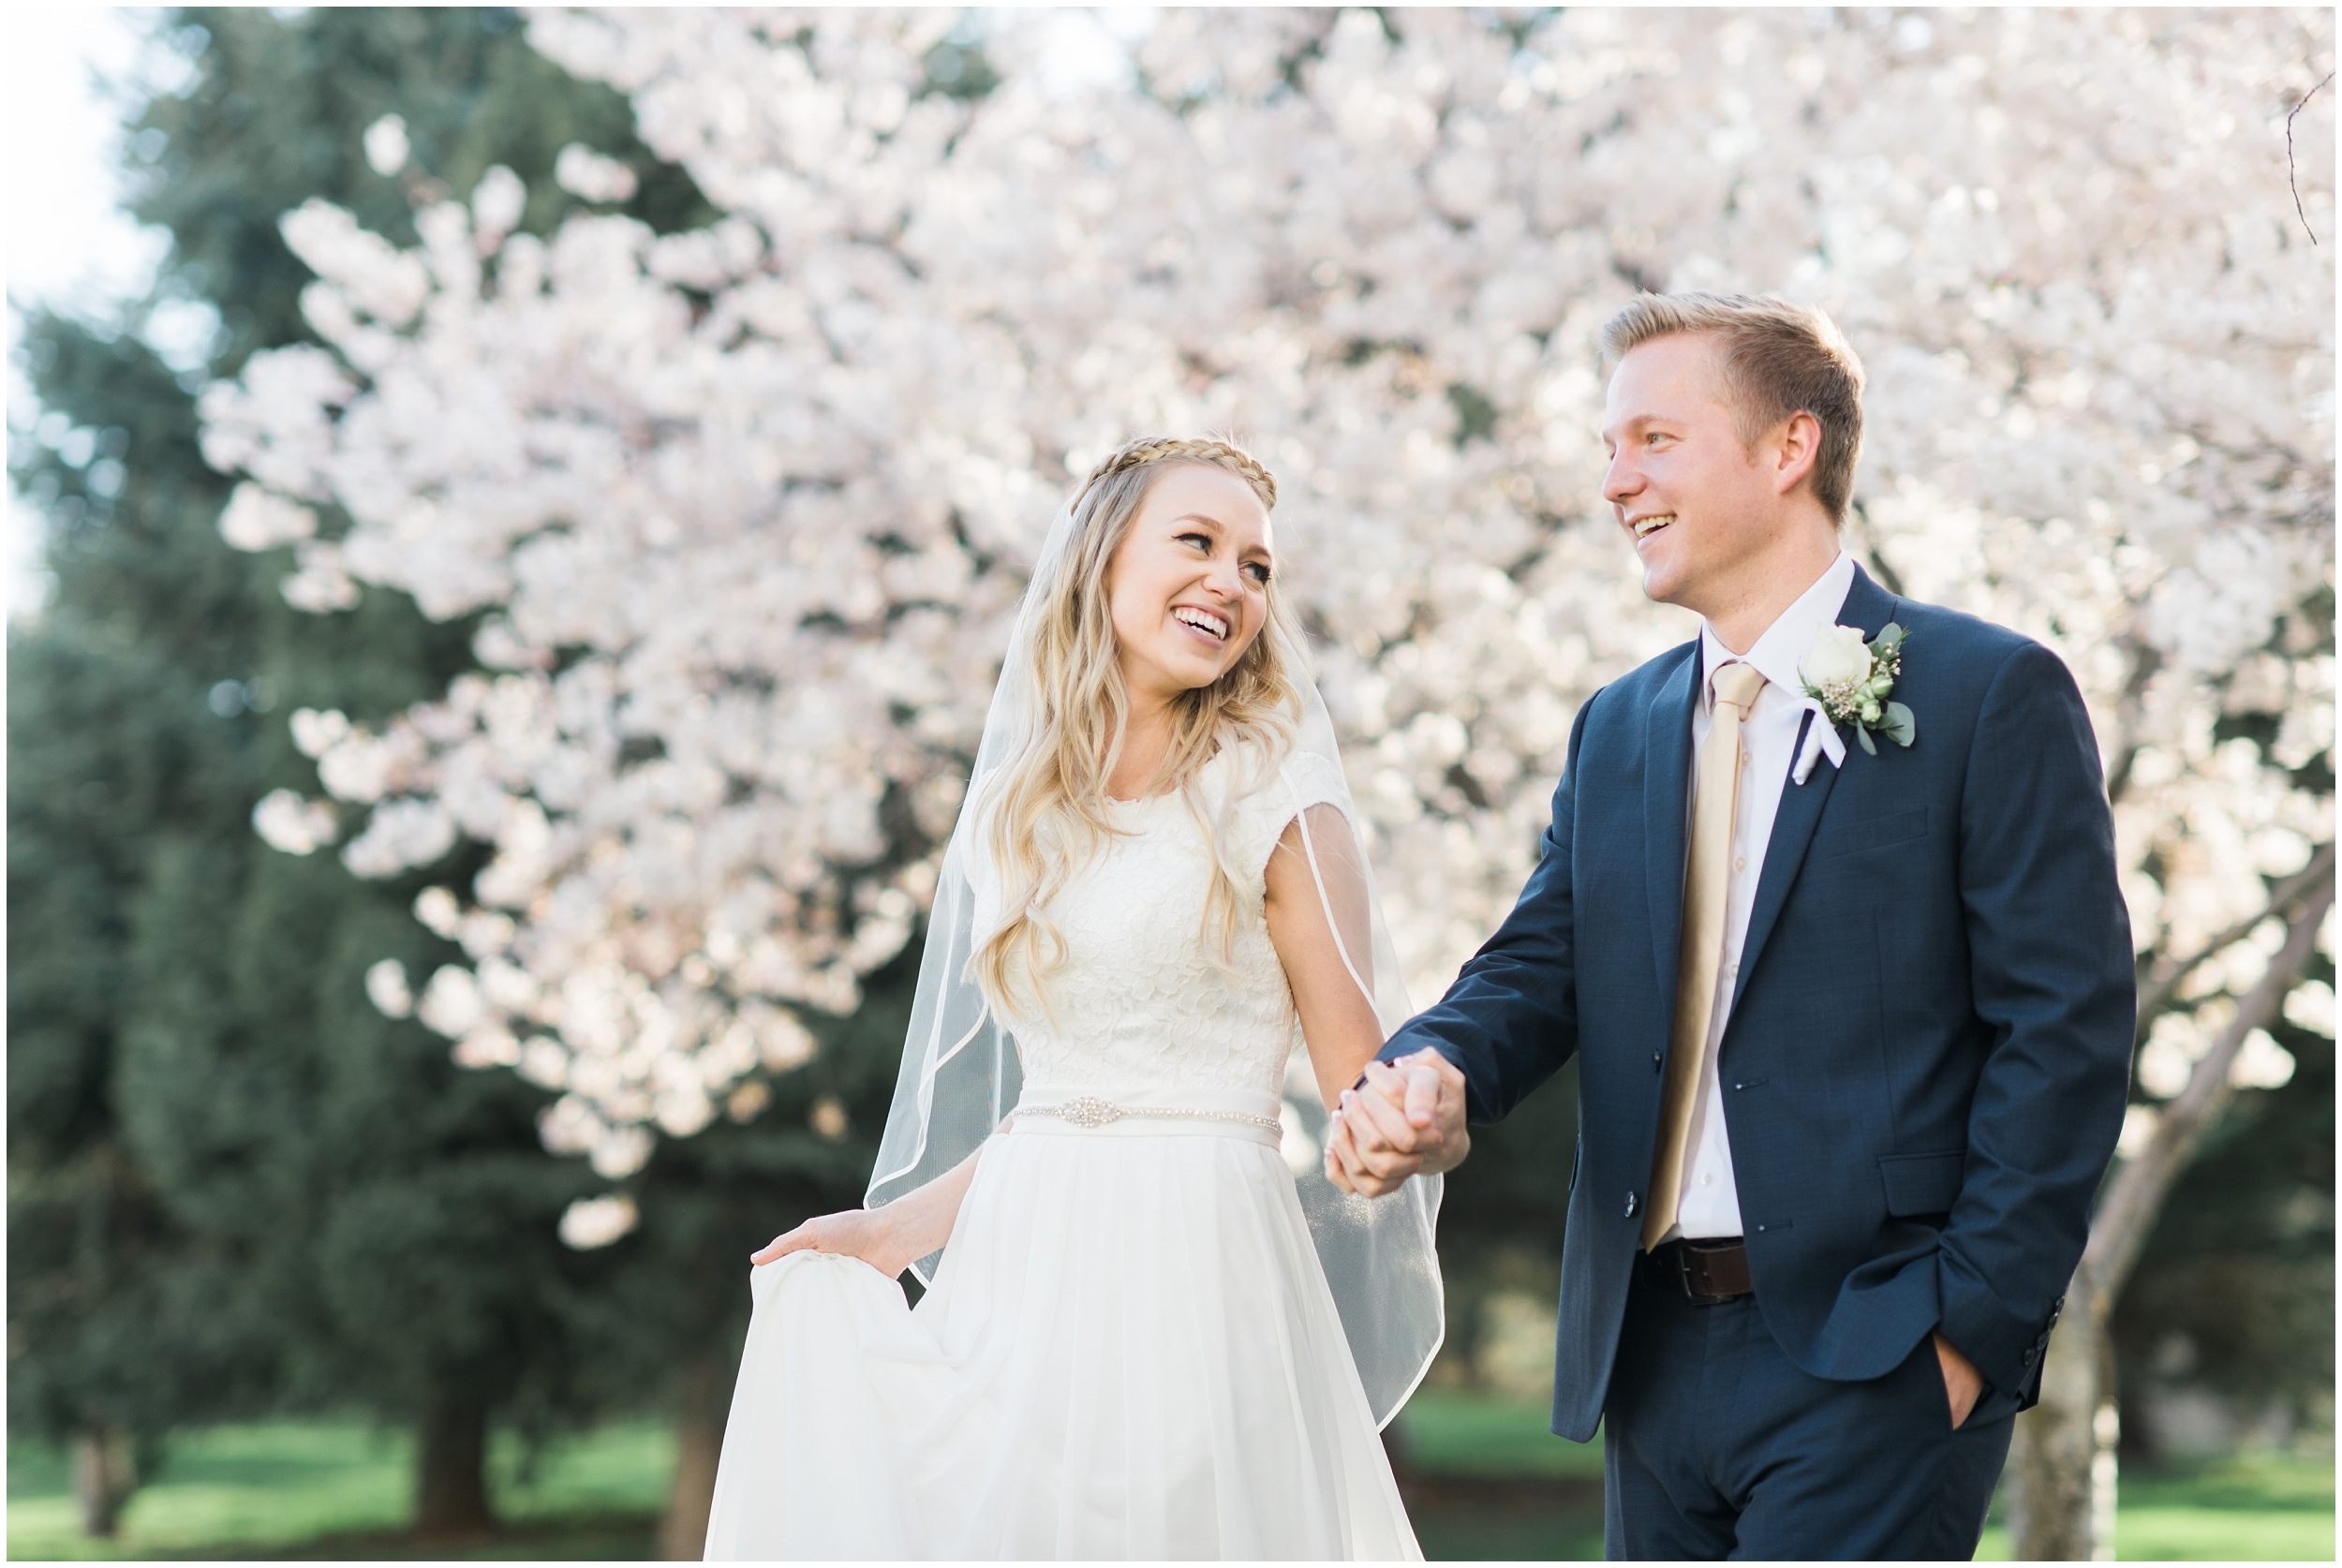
(1010, 1086, 1287, 1149)
(1020, 1095, 1282, 1134)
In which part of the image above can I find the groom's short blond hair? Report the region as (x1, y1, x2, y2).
(1600, 292, 1866, 525)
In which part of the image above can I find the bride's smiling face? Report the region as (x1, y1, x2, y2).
(1104, 464, 1275, 706)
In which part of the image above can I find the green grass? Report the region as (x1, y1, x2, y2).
(1397, 1389, 1606, 1559)
(1398, 1385, 1605, 1479)
(1976, 1451, 2338, 1562)
(7, 1422, 670, 1560)
(1411, 1505, 1609, 1561)
(9, 1403, 2331, 1561)
(1402, 1389, 2337, 1562)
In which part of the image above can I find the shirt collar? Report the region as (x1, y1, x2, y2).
(1697, 551, 1858, 707)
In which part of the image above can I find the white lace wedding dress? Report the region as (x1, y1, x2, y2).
(703, 749, 1421, 1560)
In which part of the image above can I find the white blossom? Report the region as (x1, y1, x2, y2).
(218, 482, 318, 550)
(206, 8, 2335, 1175)
(289, 706, 352, 758)
(413, 884, 463, 938)
(365, 956, 415, 1018)
(339, 796, 458, 878)
(2227, 1028, 2297, 1090)
(278, 540, 361, 614)
(2283, 978, 2335, 1037)
(252, 788, 338, 855)
(557, 1191, 640, 1249)
(416, 962, 486, 1039)
(363, 112, 409, 177)
(555, 141, 638, 202)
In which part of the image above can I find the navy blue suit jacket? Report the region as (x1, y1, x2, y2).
(1382, 567, 2134, 1442)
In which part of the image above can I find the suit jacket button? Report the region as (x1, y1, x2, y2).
(1653, 1051, 1662, 1072)
(2023, 1347, 2038, 1365)
(1623, 1191, 1638, 1219)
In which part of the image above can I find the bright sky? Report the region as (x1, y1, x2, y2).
(7, 8, 169, 307)
(7, 6, 179, 619)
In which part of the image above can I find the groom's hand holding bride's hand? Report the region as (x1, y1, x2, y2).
(1323, 1049, 1469, 1197)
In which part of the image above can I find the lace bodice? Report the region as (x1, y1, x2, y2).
(971, 747, 1350, 1098)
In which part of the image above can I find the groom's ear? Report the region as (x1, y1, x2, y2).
(1768, 409, 1823, 497)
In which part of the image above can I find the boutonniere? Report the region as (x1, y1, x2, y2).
(1800, 622, 1915, 756)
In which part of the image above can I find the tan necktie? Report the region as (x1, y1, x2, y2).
(1643, 660, 1767, 1252)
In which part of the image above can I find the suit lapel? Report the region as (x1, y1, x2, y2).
(1645, 644, 1699, 1006)
(1732, 565, 1900, 1009)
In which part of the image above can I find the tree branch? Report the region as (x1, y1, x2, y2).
(2098, 632, 2162, 807)
(2084, 859, 2335, 1304)
(2289, 70, 2333, 246)
(2133, 841, 2335, 1038)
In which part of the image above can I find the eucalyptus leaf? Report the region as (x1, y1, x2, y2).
(1855, 723, 1878, 756)
(1882, 701, 1916, 747)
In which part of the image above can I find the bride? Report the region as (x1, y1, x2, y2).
(702, 436, 1443, 1561)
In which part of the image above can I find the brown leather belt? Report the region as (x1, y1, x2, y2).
(1643, 1237, 1754, 1304)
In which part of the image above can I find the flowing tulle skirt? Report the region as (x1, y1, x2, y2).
(703, 1091, 1421, 1561)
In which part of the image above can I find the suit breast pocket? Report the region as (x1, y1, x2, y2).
(1816, 806, 1930, 862)
(1878, 1148, 1967, 1217)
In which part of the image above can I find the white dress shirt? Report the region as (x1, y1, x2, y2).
(1663, 550, 1858, 1243)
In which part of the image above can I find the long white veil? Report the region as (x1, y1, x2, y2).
(865, 476, 1444, 1429)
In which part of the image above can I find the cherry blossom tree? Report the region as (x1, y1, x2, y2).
(201, 11, 2331, 1546)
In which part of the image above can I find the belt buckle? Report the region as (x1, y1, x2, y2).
(1673, 1242, 1735, 1307)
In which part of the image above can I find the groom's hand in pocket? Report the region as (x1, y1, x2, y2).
(1933, 1331, 1983, 1429)
(1325, 1050, 1470, 1196)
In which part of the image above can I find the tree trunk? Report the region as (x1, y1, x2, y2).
(2011, 847, 2333, 1559)
(70, 1423, 137, 1538)
(413, 1395, 497, 1541)
(659, 1350, 729, 1561)
(2008, 1283, 2107, 1561)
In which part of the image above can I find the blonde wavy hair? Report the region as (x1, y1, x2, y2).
(971, 436, 1308, 1021)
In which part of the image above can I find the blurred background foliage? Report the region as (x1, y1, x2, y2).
(7, 7, 896, 1551)
(5, 6, 2330, 1561)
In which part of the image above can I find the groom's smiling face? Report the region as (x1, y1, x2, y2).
(1600, 332, 1792, 618)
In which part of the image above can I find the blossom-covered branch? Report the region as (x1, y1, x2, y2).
(201, 8, 2335, 1186)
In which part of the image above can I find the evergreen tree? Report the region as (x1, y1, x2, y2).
(7, 7, 724, 1539)
(8, 313, 283, 1535)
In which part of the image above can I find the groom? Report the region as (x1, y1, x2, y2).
(1327, 293, 2133, 1559)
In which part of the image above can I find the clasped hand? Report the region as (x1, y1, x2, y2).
(1322, 1049, 1471, 1196)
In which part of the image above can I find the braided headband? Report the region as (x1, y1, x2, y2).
(1076, 436, 1278, 510)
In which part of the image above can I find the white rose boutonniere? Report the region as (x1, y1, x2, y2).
(1800, 620, 1915, 756)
